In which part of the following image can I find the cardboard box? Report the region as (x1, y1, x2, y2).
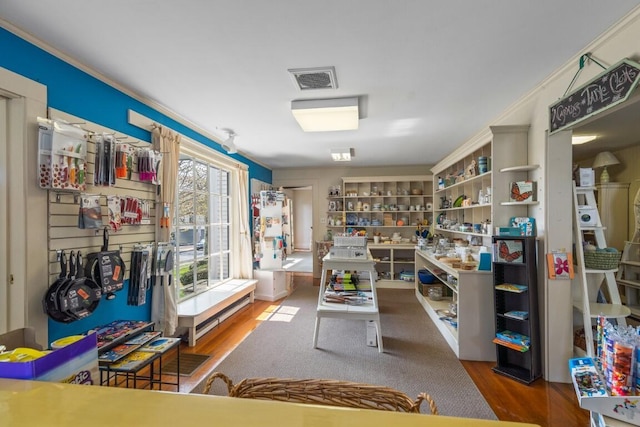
(578, 205, 598, 227)
(0, 328, 98, 385)
(579, 168, 595, 187)
(496, 227, 522, 236)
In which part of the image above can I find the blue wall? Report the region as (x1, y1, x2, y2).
(1, 27, 272, 342)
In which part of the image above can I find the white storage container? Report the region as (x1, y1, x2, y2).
(329, 246, 367, 259)
(333, 236, 367, 247)
(578, 205, 598, 227)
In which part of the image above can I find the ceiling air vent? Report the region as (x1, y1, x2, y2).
(288, 66, 338, 90)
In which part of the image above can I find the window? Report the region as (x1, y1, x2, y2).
(175, 154, 232, 300)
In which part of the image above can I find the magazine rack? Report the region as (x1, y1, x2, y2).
(94, 321, 181, 390)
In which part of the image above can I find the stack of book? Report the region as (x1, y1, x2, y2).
(493, 330, 530, 352)
(330, 273, 359, 291)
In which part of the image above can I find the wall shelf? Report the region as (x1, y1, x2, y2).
(499, 165, 540, 173)
(499, 201, 540, 206)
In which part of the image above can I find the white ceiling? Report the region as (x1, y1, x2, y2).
(2, 1, 640, 169)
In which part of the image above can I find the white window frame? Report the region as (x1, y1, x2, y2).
(176, 138, 247, 301)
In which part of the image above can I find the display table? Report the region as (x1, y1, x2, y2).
(313, 252, 383, 352)
(93, 320, 180, 391)
(100, 337, 180, 391)
(0, 379, 539, 426)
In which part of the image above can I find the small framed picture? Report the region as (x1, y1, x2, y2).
(495, 239, 523, 263)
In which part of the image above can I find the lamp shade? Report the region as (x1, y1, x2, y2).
(592, 151, 620, 169)
(593, 151, 619, 183)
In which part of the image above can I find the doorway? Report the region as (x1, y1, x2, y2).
(280, 185, 313, 273)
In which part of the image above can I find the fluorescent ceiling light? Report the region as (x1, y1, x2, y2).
(291, 97, 359, 132)
(572, 135, 597, 145)
(331, 148, 352, 162)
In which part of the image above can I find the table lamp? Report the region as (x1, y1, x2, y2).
(592, 151, 620, 183)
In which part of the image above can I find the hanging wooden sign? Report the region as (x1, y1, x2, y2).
(549, 58, 640, 134)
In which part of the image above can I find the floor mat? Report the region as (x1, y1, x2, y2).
(163, 353, 211, 376)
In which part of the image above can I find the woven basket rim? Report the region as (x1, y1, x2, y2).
(584, 250, 621, 269)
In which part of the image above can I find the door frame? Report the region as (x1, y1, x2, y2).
(0, 66, 48, 343)
(273, 179, 318, 276)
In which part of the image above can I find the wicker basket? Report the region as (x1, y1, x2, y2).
(202, 372, 438, 414)
(583, 250, 622, 270)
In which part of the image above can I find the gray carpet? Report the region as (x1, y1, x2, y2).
(192, 284, 497, 419)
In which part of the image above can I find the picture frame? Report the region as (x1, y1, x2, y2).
(495, 239, 524, 263)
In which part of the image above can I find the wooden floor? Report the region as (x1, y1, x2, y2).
(147, 274, 589, 427)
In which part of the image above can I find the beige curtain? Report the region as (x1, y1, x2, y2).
(151, 125, 180, 336)
(235, 169, 254, 278)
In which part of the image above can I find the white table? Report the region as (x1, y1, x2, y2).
(313, 252, 383, 352)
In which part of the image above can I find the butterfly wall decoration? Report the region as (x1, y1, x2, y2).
(509, 181, 535, 203)
(497, 240, 524, 263)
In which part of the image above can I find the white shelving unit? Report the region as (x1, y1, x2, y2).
(325, 175, 433, 288)
(431, 125, 535, 247)
(414, 249, 495, 361)
(368, 244, 416, 289)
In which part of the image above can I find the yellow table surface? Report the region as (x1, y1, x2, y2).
(0, 379, 538, 426)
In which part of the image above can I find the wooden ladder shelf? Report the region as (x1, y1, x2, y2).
(572, 183, 629, 357)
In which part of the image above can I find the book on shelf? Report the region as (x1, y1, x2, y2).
(492, 338, 529, 352)
(124, 331, 162, 345)
(496, 330, 530, 348)
(139, 337, 181, 353)
(98, 343, 139, 362)
(92, 320, 153, 349)
(495, 283, 527, 293)
(109, 350, 156, 370)
(503, 310, 529, 320)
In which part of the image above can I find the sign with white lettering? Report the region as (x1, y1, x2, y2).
(549, 59, 640, 134)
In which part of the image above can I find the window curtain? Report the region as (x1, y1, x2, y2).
(151, 125, 180, 336)
(235, 168, 254, 278)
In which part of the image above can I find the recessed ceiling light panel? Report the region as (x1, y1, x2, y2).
(291, 97, 359, 132)
(288, 66, 338, 91)
(331, 148, 353, 162)
(572, 135, 597, 145)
